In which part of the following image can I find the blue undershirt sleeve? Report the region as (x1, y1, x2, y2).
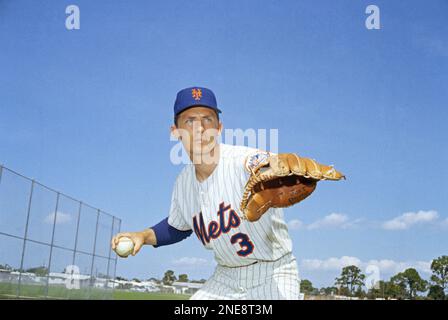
(151, 217, 193, 248)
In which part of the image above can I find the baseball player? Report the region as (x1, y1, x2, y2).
(111, 87, 344, 300)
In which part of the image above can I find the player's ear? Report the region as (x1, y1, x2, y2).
(217, 121, 223, 135)
(170, 125, 181, 140)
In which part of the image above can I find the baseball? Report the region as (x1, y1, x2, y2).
(115, 237, 134, 258)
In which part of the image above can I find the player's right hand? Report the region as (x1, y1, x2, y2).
(111, 231, 145, 256)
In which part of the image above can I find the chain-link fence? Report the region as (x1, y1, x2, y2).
(0, 165, 121, 299)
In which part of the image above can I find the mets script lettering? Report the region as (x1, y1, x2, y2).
(192, 203, 255, 257)
(193, 202, 241, 245)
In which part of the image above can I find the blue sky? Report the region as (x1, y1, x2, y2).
(1, 0, 447, 288)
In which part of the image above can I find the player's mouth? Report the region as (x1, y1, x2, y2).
(194, 138, 211, 144)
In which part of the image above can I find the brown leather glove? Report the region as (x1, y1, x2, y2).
(240, 153, 345, 222)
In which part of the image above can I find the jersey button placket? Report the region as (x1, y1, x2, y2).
(199, 186, 208, 206)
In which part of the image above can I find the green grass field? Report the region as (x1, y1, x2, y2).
(0, 282, 191, 300)
(113, 290, 190, 300)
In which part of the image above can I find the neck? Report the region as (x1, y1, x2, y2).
(192, 143, 220, 182)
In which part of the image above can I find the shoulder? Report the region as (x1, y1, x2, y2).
(220, 143, 271, 173)
(173, 164, 195, 187)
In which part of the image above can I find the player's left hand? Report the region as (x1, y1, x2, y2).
(111, 231, 145, 256)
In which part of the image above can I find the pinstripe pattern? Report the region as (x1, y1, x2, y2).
(168, 143, 300, 299)
(191, 253, 301, 300)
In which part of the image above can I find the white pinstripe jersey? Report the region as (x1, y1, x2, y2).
(168, 143, 293, 267)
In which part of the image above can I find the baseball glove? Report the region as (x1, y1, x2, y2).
(240, 153, 345, 222)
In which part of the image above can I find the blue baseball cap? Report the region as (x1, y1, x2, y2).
(174, 87, 222, 117)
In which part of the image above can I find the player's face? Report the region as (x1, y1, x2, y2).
(172, 106, 222, 158)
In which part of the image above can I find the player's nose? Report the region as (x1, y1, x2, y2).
(192, 121, 205, 134)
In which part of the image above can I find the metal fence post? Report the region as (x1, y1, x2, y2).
(72, 202, 82, 268)
(17, 180, 35, 298)
(111, 219, 121, 296)
(88, 209, 100, 298)
(66, 201, 83, 299)
(45, 192, 60, 298)
(105, 215, 115, 298)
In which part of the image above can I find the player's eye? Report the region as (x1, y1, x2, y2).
(185, 119, 193, 125)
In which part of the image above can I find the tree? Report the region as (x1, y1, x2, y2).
(132, 278, 141, 283)
(191, 279, 207, 284)
(0, 264, 12, 271)
(26, 266, 48, 277)
(367, 280, 383, 299)
(300, 279, 314, 295)
(320, 286, 338, 296)
(338, 286, 351, 296)
(178, 274, 189, 282)
(354, 287, 366, 299)
(366, 280, 401, 300)
(427, 285, 445, 300)
(162, 270, 177, 285)
(430, 256, 448, 293)
(387, 280, 408, 300)
(147, 277, 160, 283)
(335, 265, 366, 296)
(391, 268, 428, 300)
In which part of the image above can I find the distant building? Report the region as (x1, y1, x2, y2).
(47, 272, 92, 287)
(0, 269, 14, 282)
(108, 279, 160, 292)
(171, 281, 203, 295)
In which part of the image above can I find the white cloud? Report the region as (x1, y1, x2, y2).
(288, 219, 303, 230)
(382, 210, 439, 230)
(300, 256, 432, 275)
(44, 211, 72, 225)
(288, 213, 361, 231)
(301, 256, 362, 271)
(172, 257, 212, 267)
(364, 259, 405, 273)
(307, 213, 350, 230)
(414, 261, 432, 274)
(365, 260, 432, 275)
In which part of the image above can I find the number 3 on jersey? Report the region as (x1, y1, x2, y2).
(230, 232, 254, 257)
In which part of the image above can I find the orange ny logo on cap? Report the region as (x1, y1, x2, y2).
(191, 88, 202, 101)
